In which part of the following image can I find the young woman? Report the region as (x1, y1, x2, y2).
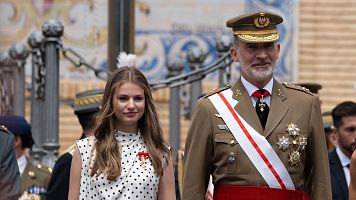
(68, 66, 175, 200)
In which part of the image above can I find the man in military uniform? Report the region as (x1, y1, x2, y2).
(0, 125, 20, 200)
(0, 115, 51, 199)
(182, 11, 331, 200)
(46, 89, 103, 200)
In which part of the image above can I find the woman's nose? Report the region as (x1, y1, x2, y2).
(127, 99, 135, 108)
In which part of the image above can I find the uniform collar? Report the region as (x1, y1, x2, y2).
(241, 76, 274, 96)
(17, 154, 27, 176)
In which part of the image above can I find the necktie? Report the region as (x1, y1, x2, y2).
(252, 89, 270, 129)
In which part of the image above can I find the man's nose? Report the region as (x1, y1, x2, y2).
(256, 48, 268, 59)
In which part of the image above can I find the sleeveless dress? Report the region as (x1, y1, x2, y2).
(76, 130, 160, 200)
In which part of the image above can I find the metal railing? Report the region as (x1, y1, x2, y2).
(0, 18, 234, 165)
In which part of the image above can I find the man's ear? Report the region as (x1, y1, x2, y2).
(14, 136, 21, 147)
(230, 47, 239, 62)
(276, 43, 281, 59)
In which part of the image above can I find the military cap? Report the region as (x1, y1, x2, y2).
(0, 115, 35, 148)
(322, 111, 334, 132)
(73, 89, 103, 115)
(297, 83, 322, 94)
(226, 11, 283, 43)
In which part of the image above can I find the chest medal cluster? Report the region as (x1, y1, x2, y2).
(276, 123, 307, 166)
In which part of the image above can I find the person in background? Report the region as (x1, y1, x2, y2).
(0, 124, 20, 200)
(183, 11, 331, 200)
(329, 101, 356, 200)
(68, 58, 175, 199)
(0, 115, 51, 199)
(323, 111, 338, 152)
(46, 89, 103, 200)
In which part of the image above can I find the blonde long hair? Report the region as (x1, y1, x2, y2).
(90, 67, 170, 181)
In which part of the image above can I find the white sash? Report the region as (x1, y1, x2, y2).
(209, 89, 295, 190)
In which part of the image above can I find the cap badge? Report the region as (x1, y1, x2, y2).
(254, 13, 270, 28)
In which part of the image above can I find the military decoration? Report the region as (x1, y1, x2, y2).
(258, 97, 267, 112)
(277, 89, 284, 97)
(277, 136, 290, 151)
(218, 124, 230, 131)
(235, 89, 242, 98)
(277, 123, 307, 166)
(138, 151, 149, 169)
(298, 135, 308, 150)
(19, 191, 41, 200)
(228, 152, 236, 164)
(286, 123, 300, 138)
(289, 150, 301, 166)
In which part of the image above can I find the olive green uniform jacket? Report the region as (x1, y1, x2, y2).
(182, 79, 332, 200)
(0, 126, 20, 200)
(20, 159, 51, 196)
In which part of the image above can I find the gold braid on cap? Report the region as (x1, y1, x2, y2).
(233, 29, 277, 35)
(237, 33, 279, 43)
(74, 94, 103, 106)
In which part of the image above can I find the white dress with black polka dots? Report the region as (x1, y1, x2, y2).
(76, 130, 160, 200)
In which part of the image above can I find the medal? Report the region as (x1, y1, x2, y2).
(286, 123, 300, 137)
(289, 150, 301, 166)
(277, 135, 290, 151)
(258, 96, 267, 112)
(298, 135, 307, 150)
(138, 151, 149, 169)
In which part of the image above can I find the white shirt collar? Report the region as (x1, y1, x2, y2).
(17, 154, 27, 176)
(241, 76, 274, 96)
(336, 145, 350, 167)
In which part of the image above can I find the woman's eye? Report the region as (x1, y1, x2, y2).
(134, 96, 144, 101)
(118, 96, 128, 101)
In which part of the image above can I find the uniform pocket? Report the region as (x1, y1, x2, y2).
(214, 132, 237, 174)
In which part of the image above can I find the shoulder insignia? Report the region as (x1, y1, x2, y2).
(0, 125, 10, 133)
(60, 143, 76, 157)
(282, 82, 314, 95)
(202, 85, 231, 98)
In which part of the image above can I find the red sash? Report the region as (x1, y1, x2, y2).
(214, 185, 309, 200)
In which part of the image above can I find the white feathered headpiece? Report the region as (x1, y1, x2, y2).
(116, 52, 136, 68)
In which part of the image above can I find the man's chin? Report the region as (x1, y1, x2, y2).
(252, 71, 273, 81)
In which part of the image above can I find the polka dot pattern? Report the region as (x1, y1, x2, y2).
(76, 130, 160, 199)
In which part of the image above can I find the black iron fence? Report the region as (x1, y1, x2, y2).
(0, 19, 234, 166)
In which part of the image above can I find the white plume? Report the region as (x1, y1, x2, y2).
(116, 52, 136, 68)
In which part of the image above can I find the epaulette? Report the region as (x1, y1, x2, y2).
(36, 163, 52, 174)
(0, 125, 10, 133)
(282, 82, 314, 95)
(60, 143, 76, 157)
(202, 85, 232, 98)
